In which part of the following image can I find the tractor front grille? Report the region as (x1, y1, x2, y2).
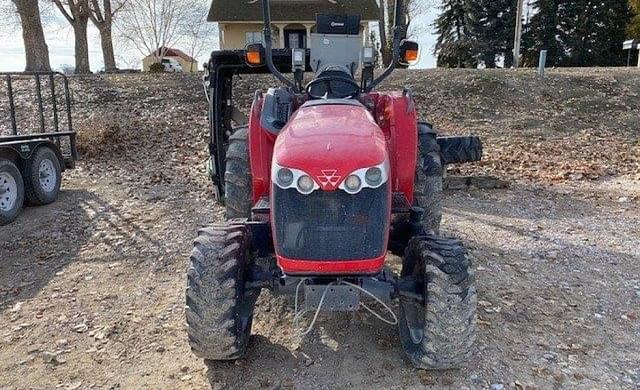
(272, 184, 390, 261)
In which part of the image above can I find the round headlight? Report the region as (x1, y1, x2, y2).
(276, 167, 294, 187)
(344, 175, 361, 193)
(297, 175, 315, 194)
(365, 167, 383, 186)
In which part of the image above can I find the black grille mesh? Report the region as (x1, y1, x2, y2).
(273, 184, 389, 260)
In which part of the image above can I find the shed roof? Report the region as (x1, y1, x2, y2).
(208, 0, 379, 22)
(146, 47, 196, 62)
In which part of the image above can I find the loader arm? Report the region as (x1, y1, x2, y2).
(205, 49, 312, 198)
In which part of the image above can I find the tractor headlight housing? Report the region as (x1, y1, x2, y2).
(339, 159, 389, 194)
(272, 162, 319, 194)
(297, 175, 315, 194)
(365, 167, 383, 186)
(276, 167, 294, 187)
(344, 175, 362, 194)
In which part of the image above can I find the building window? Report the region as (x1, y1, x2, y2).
(245, 31, 263, 45)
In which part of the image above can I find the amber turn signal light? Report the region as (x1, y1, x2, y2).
(399, 40, 420, 66)
(245, 43, 265, 66)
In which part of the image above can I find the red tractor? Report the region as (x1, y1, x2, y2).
(187, 0, 481, 369)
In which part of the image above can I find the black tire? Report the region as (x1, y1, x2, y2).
(0, 159, 25, 225)
(185, 223, 259, 360)
(225, 127, 252, 219)
(415, 122, 443, 234)
(398, 235, 477, 370)
(437, 136, 483, 165)
(23, 146, 61, 206)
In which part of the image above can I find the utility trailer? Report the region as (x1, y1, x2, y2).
(0, 72, 78, 225)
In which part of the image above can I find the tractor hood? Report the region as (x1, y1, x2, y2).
(273, 101, 387, 191)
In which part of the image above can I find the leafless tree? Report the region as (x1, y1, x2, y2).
(52, 0, 92, 73)
(88, 0, 127, 72)
(116, 0, 190, 62)
(1, 0, 52, 71)
(180, 1, 216, 72)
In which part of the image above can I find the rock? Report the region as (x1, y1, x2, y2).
(56, 339, 68, 347)
(10, 302, 23, 313)
(72, 323, 88, 333)
(543, 351, 558, 362)
(490, 383, 504, 390)
(156, 345, 166, 353)
(180, 374, 192, 382)
(418, 370, 436, 385)
(180, 365, 189, 373)
(42, 351, 65, 365)
(303, 357, 314, 367)
(618, 197, 629, 203)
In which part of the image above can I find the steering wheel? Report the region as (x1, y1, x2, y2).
(305, 76, 361, 99)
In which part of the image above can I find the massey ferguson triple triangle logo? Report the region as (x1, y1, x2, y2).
(317, 170, 341, 189)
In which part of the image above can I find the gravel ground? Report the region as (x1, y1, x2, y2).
(1, 68, 639, 389)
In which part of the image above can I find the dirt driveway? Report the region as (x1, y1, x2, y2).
(1, 69, 639, 389)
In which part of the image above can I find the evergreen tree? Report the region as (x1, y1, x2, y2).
(522, 0, 566, 66)
(433, 0, 477, 67)
(466, 0, 516, 68)
(559, 0, 631, 66)
(629, 0, 640, 38)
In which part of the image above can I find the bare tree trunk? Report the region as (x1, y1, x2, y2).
(13, 0, 51, 71)
(89, 0, 120, 72)
(74, 17, 91, 73)
(53, 0, 92, 74)
(378, 0, 390, 66)
(98, 25, 117, 71)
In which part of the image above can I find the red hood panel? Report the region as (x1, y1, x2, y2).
(274, 104, 387, 190)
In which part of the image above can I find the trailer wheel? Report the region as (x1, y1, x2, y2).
(415, 122, 443, 234)
(23, 146, 61, 206)
(225, 127, 252, 219)
(185, 223, 259, 360)
(0, 159, 25, 225)
(398, 235, 477, 370)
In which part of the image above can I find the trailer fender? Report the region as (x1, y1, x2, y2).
(0, 140, 66, 171)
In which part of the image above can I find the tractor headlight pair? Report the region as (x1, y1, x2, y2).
(272, 163, 319, 194)
(339, 160, 389, 194)
(272, 159, 388, 195)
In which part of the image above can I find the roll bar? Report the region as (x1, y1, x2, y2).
(260, 0, 406, 92)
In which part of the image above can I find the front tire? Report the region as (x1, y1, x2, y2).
(185, 223, 259, 360)
(23, 146, 61, 206)
(398, 235, 478, 370)
(0, 159, 24, 225)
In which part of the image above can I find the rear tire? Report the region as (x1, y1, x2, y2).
(415, 122, 443, 234)
(437, 136, 483, 165)
(224, 127, 252, 219)
(23, 146, 61, 206)
(0, 159, 24, 225)
(398, 235, 477, 370)
(185, 223, 259, 360)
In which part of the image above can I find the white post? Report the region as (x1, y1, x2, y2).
(538, 50, 547, 78)
(513, 0, 524, 68)
(638, 49, 640, 68)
